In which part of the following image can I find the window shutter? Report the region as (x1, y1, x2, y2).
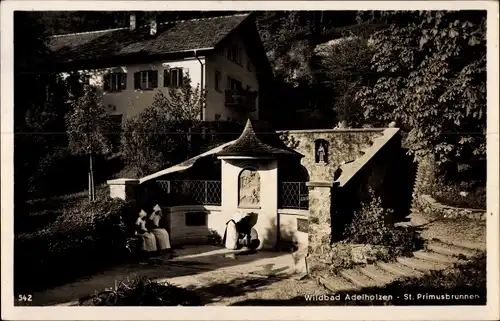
(151, 71, 158, 88)
(179, 69, 184, 86)
(103, 74, 110, 91)
(134, 72, 140, 89)
(120, 73, 127, 90)
(164, 69, 170, 87)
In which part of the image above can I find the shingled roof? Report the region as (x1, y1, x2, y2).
(48, 14, 250, 64)
(216, 119, 304, 158)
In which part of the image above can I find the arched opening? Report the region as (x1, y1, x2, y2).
(278, 161, 310, 210)
(238, 168, 261, 208)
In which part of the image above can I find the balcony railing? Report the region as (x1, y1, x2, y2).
(224, 89, 258, 112)
(279, 181, 309, 209)
(157, 180, 221, 206)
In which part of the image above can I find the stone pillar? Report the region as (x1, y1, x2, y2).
(306, 181, 338, 274)
(107, 178, 140, 202)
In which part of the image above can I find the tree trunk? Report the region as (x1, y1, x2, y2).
(88, 152, 96, 201)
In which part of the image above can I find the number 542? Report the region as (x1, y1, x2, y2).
(18, 294, 32, 302)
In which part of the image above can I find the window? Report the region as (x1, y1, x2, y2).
(214, 70, 222, 91)
(214, 114, 221, 121)
(103, 73, 127, 92)
(134, 70, 158, 90)
(227, 44, 242, 65)
(227, 76, 242, 92)
(185, 212, 207, 226)
(164, 68, 183, 88)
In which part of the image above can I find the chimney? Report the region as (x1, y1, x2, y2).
(149, 17, 157, 36)
(130, 13, 136, 31)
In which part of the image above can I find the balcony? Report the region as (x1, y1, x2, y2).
(224, 89, 258, 113)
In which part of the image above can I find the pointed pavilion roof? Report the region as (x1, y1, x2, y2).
(216, 119, 303, 158)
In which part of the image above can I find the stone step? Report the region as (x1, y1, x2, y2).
(376, 261, 424, 278)
(339, 268, 380, 288)
(358, 264, 399, 285)
(413, 250, 462, 265)
(318, 275, 358, 292)
(426, 240, 482, 258)
(397, 256, 448, 272)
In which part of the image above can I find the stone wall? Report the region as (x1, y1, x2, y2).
(278, 129, 383, 182)
(278, 209, 308, 248)
(419, 195, 486, 220)
(306, 182, 337, 274)
(411, 155, 437, 212)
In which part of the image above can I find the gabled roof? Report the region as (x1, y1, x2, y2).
(48, 14, 251, 65)
(216, 119, 304, 158)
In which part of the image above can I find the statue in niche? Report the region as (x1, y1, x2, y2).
(315, 140, 328, 164)
(317, 144, 326, 163)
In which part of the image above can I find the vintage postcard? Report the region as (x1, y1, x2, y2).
(1, 1, 499, 320)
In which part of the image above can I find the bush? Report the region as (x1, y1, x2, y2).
(207, 229, 223, 246)
(80, 277, 201, 306)
(342, 192, 422, 256)
(431, 179, 486, 210)
(14, 195, 138, 293)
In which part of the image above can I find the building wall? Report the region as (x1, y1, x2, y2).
(220, 158, 278, 249)
(67, 58, 205, 120)
(205, 35, 260, 122)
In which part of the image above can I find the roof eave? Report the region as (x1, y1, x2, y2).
(46, 47, 215, 72)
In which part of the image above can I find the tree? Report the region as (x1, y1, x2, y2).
(121, 106, 174, 177)
(151, 74, 205, 122)
(355, 11, 486, 169)
(317, 31, 376, 127)
(14, 12, 75, 202)
(66, 85, 112, 200)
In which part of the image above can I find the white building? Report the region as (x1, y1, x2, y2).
(48, 13, 273, 123)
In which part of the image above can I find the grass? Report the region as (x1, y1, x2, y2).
(16, 185, 107, 235)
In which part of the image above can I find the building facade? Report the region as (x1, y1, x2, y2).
(48, 13, 272, 123)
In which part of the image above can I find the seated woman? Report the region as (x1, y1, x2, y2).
(147, 204, 172, 254)
(135, 209, 157, 252)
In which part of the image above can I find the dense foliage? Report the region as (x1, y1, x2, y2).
(151, 75, 206, 121)
(356, 11, 486, 167)
(431, 179, 486, 210)
(342, 192, 422, 256)
(121, 83, 242, 177)
(15, 194, 137, 292)
(80, 277, 201, 306)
